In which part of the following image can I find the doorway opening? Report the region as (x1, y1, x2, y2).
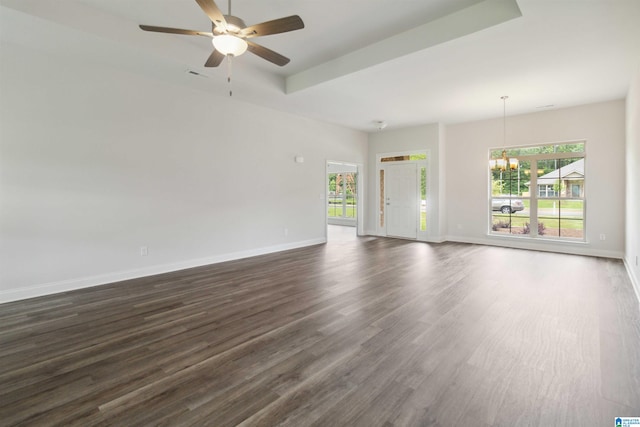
(327, 161, 362, 241)
(377, 152, 428, 240)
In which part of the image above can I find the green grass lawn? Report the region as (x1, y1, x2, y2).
(328, 206, 356, 218)
(522, 200, 583, 209)
(492, 214, 583, 230)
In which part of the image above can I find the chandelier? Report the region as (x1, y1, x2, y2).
(489, 96, 518, 171)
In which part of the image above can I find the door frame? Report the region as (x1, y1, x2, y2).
(376, 151, 430, 240)
(325, 160, 364, 239)
(385, 162, 418, 239)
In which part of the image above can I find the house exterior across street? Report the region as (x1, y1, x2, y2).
(536, 158, 584, 198)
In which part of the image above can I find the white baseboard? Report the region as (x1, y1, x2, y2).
(623, 257, 640, 306)
(424, 236, 446, 243)
(361, 230, 445, 243)
(366, 232, 621, 258)
(0, 238, 326, 304)
(444, 234, 624, 259)
(4, 235, 632, 305)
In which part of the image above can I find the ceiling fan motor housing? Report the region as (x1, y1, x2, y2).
(214, 15, 246, 35)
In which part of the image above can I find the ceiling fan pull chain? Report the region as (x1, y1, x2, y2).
(227, 54, 233, 96)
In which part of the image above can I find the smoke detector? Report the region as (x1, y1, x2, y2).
(374, 120, 388, 131)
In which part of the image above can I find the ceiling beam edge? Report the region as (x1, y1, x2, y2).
(285, 0, 522, 94)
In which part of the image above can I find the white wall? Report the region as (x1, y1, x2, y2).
(626, 65, 640, 300)
(445, 100, 626, 258)
(366, 124, 445, 241)
(0, 42, 368, 302)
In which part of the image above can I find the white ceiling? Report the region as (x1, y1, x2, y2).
(1, 0, 639, 131)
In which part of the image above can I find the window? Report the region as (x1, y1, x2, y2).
(328, 172, 357, 220)
(489, 142, 585, 240)
(538, 184, 556, 197)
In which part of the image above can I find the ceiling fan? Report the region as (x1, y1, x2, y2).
(139, 0, 304, 68)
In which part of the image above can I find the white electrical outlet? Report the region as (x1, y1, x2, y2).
(284, 228, 289, 237)
(599, 234, 606, 241)
(140, 246, 148, 256)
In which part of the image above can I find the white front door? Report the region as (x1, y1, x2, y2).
(386, 163, 417, 239)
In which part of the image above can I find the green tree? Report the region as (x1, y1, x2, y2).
(328, 174, 336, 192)
(553, 179, 565, 196)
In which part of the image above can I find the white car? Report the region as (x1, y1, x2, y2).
(492, 197, 524, 214)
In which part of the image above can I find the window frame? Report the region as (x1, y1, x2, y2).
(488, 141, 586, 242)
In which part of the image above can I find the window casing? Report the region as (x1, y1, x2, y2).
(489, 142, 585, 240)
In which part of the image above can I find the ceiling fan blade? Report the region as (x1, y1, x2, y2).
(240, 15, 304, 38)
(194, 0, 227, 31)
(139, 25, 212, 37)
(246, 41, 290, 66)
(205, 50, 225, 67)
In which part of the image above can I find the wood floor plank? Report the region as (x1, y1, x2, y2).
(1, 231, 639, 426)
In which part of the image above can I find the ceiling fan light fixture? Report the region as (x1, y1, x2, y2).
(212, 34, 247, 56)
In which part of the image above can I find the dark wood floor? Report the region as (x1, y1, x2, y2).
(1, 232, 639, 426)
